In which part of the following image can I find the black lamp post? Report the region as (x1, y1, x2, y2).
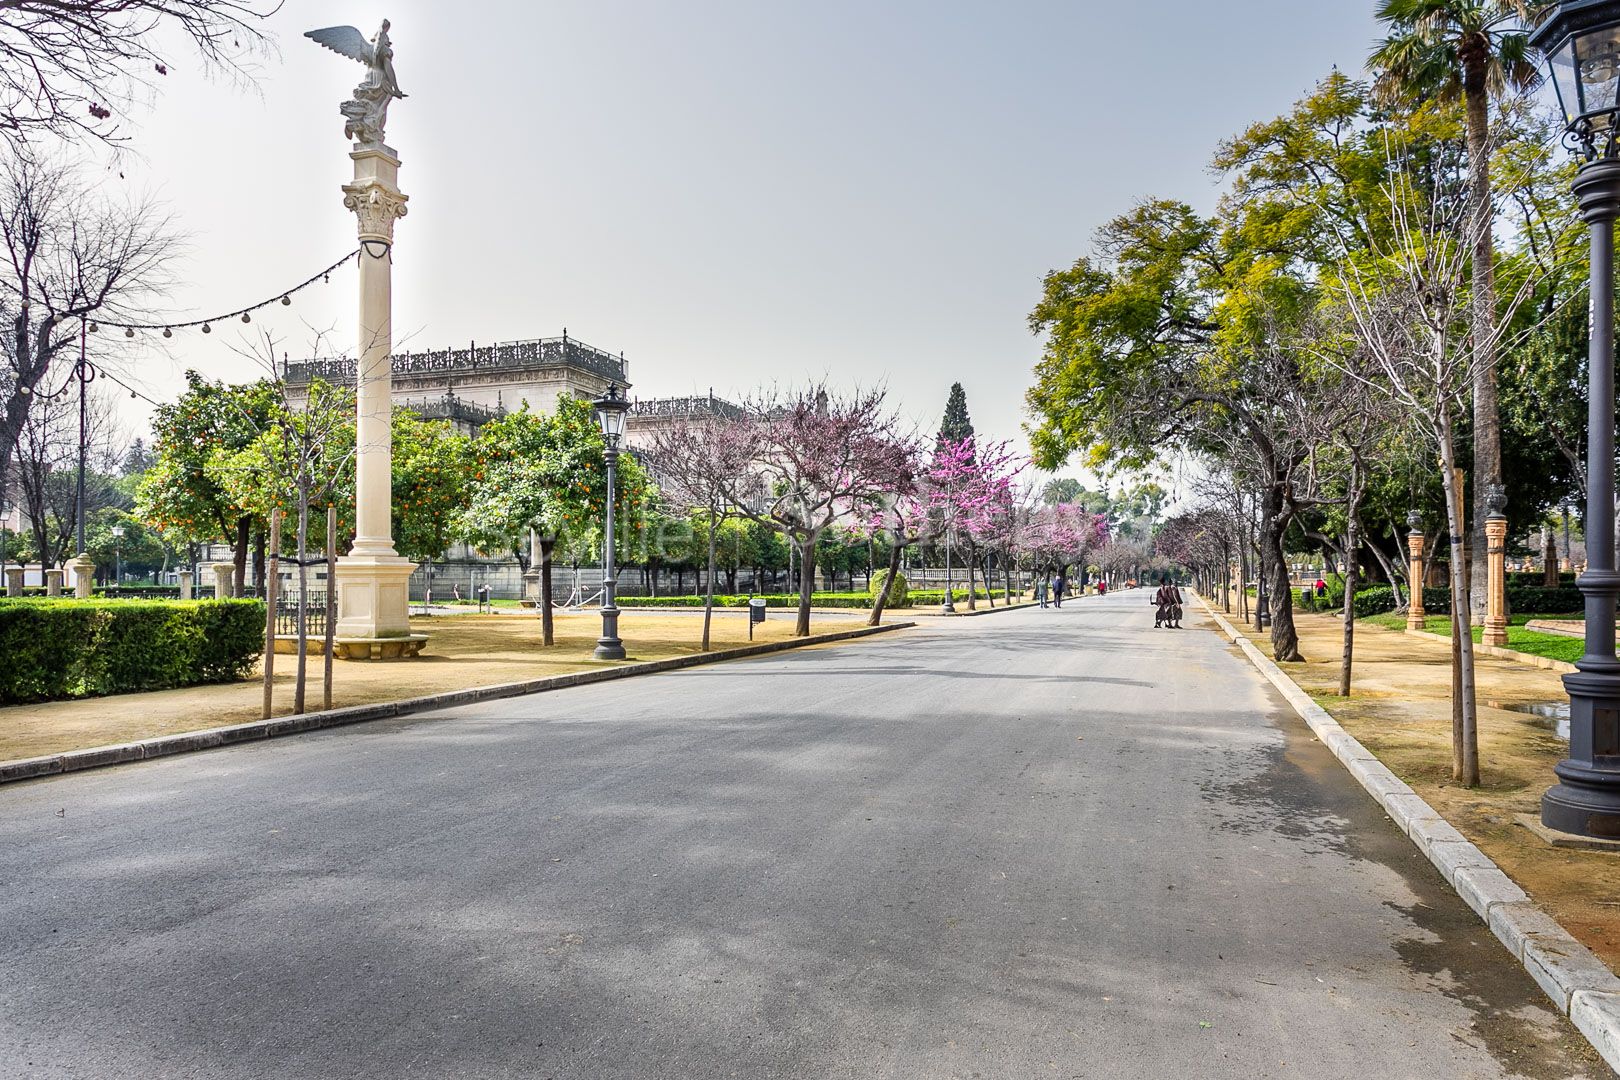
(1535, 0, 1620, 838)
(593, 384, 629, 661)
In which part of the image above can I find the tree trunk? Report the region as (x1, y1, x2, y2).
(294, 486, 309, 716)
(1464, 54, 1499, 621)
(702, 514, 718, 651)
(1262, 484, 1302, 662)
(794, 533, 817, 636)
(869, 543, 904, 627)
(966, 549, 978, 610)
(1339, 472, 1360, 697)
(231, 518, 249, 599)
(540, 537, 555, 646)
(1439, 416, 1481, 786)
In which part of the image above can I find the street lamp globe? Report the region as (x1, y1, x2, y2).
(1533, 0, 1620, 158)
(594, 383, 629, 446)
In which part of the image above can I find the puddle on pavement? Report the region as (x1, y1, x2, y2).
(1488, 700, 1570, 741)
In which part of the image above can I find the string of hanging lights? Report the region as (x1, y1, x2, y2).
(86, 250, 360, 339)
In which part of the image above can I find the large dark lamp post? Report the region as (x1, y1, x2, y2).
(1535, 0, 1620, 838)
(593, 385, 629, 661)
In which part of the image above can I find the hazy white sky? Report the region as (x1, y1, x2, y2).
(100, 0, 1381, 473)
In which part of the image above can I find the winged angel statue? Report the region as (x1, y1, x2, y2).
(305, 20, 406, 146)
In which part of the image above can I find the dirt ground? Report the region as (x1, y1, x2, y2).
(0, 608, 870, 763)
(1220, 602, 1620, 973)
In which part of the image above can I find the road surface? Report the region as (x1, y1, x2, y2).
(0, 593, 1607, 1078)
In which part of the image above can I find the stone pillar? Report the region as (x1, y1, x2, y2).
(332, 142, 418, 644)
(1484, 493, 1509, 648)
(523, 528, 543, 601)
(178, 569, 194, 601)
(3, 565, 21, 596)
(1406, 513, 1426, 631)
(211, 561, 235, 599)
(44, 568, 62, 597)
(66, 554, 94, 599)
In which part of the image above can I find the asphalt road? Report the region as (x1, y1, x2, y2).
(1, 593, 1609, 1079)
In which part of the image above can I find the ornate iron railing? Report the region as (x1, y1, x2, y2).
(284, 335, 628, 386)
(396, 395, 503, 427)
(630, 395, 746, 421)
(275, 591, 328, 638)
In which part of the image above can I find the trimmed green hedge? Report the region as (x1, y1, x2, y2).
(618, 592, 879, 610)
(0, 598, 264, 703)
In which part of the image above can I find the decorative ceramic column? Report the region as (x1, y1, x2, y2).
(44, 568, 62, 597)
(1406, 511, 1426, 631)
(1484, 485, 1509, 647)
(211, 561, 235, 599)
(177, 569, 193, 601)
(67, 554, 94, 598)
(331, 143, 419, 647)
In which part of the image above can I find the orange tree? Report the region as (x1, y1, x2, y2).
(456, 396, 652, 643)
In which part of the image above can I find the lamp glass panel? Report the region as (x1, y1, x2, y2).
(1575, 26, 1620, 120)
(598, 407, 626, 438)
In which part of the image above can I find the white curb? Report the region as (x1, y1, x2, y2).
(1197, 597, 1620, 1073)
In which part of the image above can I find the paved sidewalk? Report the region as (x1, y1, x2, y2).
(1221, 604, 1620, 976)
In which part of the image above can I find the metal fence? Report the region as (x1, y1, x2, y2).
(275, 591, 328, 638)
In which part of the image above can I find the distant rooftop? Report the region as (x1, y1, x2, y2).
(284, 333, 629, 386)
(629, 393, 745, 422)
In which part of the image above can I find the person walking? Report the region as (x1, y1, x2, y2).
(1154, 576, 1183, 629)
(1098, 578, 1107, 597)
(1053, 573, 1067, 608)
(1035, 575, 1049, 609)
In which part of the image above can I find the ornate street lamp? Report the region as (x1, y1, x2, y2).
(593, 385, 630, 661)
(111, 525, 124, 586)
(1534, 0, 1620, 838)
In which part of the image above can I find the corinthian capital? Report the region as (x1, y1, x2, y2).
(342, 178, 409, 244)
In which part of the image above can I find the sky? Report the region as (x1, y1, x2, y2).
(98, 0, 1384, 487)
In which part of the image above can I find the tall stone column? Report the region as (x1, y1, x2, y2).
(332, 143, 420, 648)
(44, 568, 62, 597)
(211, 561, 236, 599)
(1406, 512, 1426, 631)
(1484, 488, 1509, 648)
(3, 565, 23, 596)
(177, 569, 193, 601)
(67, 555, 94, 598)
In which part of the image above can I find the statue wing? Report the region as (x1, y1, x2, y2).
(304, 25, 373, 65)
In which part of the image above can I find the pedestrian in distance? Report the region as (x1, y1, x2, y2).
(1098, 579, 1107, 597)
(1154, 576, 1183, 629)
(1053, 573, 1067, 608)
(1315, 577, 1327, 600)
(1036, 575, 1049, 609)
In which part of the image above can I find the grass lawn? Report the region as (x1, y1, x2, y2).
(1360, 611, 1586, 664)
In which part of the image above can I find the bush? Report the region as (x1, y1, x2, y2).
(618, 592, 880, 610)
(0, 598, 264, 704)
(869, 569, 911, 609)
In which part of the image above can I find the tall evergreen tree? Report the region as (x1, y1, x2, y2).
(938, 383, 974, 448)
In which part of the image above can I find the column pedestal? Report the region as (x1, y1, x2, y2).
(1484, 514, 1509, 647)
(67, 555, 95, 598)
(44, 568, 62, 597)
(211, 561, 235, 599)
(177, 570, 193, 601)
(1407, 526, 1427, 631)
(3, 566, 22, 596)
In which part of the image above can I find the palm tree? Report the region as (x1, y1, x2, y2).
(1369, 1, 1540, 615)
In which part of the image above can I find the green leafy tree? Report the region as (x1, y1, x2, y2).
(391, 411, 475, 565)
(458, 397, 652, 646)
(136, 372, 279, 592)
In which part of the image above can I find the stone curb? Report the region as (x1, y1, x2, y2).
(1403, 626, 1577, 674)
(1197, 597, 1620, 1074)
(0, 621, 917, 787)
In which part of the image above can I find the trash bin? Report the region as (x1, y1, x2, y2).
(748, 597, 767, 639)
